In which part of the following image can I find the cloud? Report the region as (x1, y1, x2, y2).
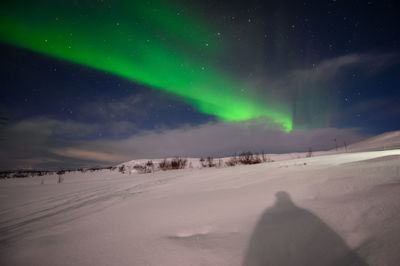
(292, 53, 398, 82)
(250, 53, 398, 99)
(250, 53, 398, 93)
(0, 117, 101, 170)
(5, 117, 99, 139)
(51, 148, 127, 163)
(0, 116, 368, 170)
(83, 119, 366, 159)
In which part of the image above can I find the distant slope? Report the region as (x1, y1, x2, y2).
(345, 130, 400, 152)
(119, 131, 400, 174)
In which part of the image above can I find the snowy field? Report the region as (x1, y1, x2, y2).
(1, 149, 400, 265)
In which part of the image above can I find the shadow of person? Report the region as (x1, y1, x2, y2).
(243, 191, 367, 266)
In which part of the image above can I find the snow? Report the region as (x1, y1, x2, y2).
(1, 143, 400, 264)
(118, 131, 400, 174)
(345, 131, 400, 152)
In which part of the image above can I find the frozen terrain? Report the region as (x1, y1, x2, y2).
(1, 133, 400, 265)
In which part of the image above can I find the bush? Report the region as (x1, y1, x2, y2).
(171, 157, 187, 169)
(133, 161, 155, 174)
(0, 172, 11, 179)
(206, 157, 216, 167)
(226, 155, 238, 167)
(159, 157, 187, 171)
(104, 166, 117, 171)
(56, 170, 65, 183)
(260, 152, 273, 163)
(118, 165, 126, 174)
(146, 160, 155, 172)
(159, 159, 170, 171)
(170, 159, 180, 169)
(199, 157, 206, 168)
(133, 164, 147, 174)
(252, 155, 262, 164)
(13, 172, 29, 178)
(239, 152, 261, 165)
(306, 147, 313, 158)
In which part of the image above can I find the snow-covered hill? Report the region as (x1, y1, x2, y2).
(119, 130, 400, 174)
(345, 130, 400, 152)
(1, 144, 400, 265)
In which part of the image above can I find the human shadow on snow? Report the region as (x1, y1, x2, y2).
(243, 191, 368, 266)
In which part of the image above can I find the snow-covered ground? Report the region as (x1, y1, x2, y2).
(1, 148, 400, 265)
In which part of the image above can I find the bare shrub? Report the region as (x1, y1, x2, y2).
(226, 156, 238, 167)
(252, 155, 262, 164)
(199, 157, 206, 168)
(56, 170, 65, 183)
(13, 172, 28, 178)
(206, 157, 216, 167)
(105, 166, 117, 171)
(0, 172, 11, 179)
(306, 147, 313, 158)
(239, 152, 261, 165)
(260, 151, 273, 163)
(146, 160, 155, 173)
(159, 159, 170, 171)
(171, 157, 187, 169)
(133, 161, 155, 174)
(133, 164, 147, 174)
(89, 168, 103, 172)
(159, 158, 187, 171)
(118, 165, 126, 174)
(239, 152, 252, 164)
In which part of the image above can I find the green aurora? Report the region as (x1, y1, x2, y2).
(0, 0, 293, 131)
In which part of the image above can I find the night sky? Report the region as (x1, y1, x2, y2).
(0, 0, 399, 170)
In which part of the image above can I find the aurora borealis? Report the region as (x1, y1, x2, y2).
(0, 0, 399, 169)
(0, 0, 292, 131)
